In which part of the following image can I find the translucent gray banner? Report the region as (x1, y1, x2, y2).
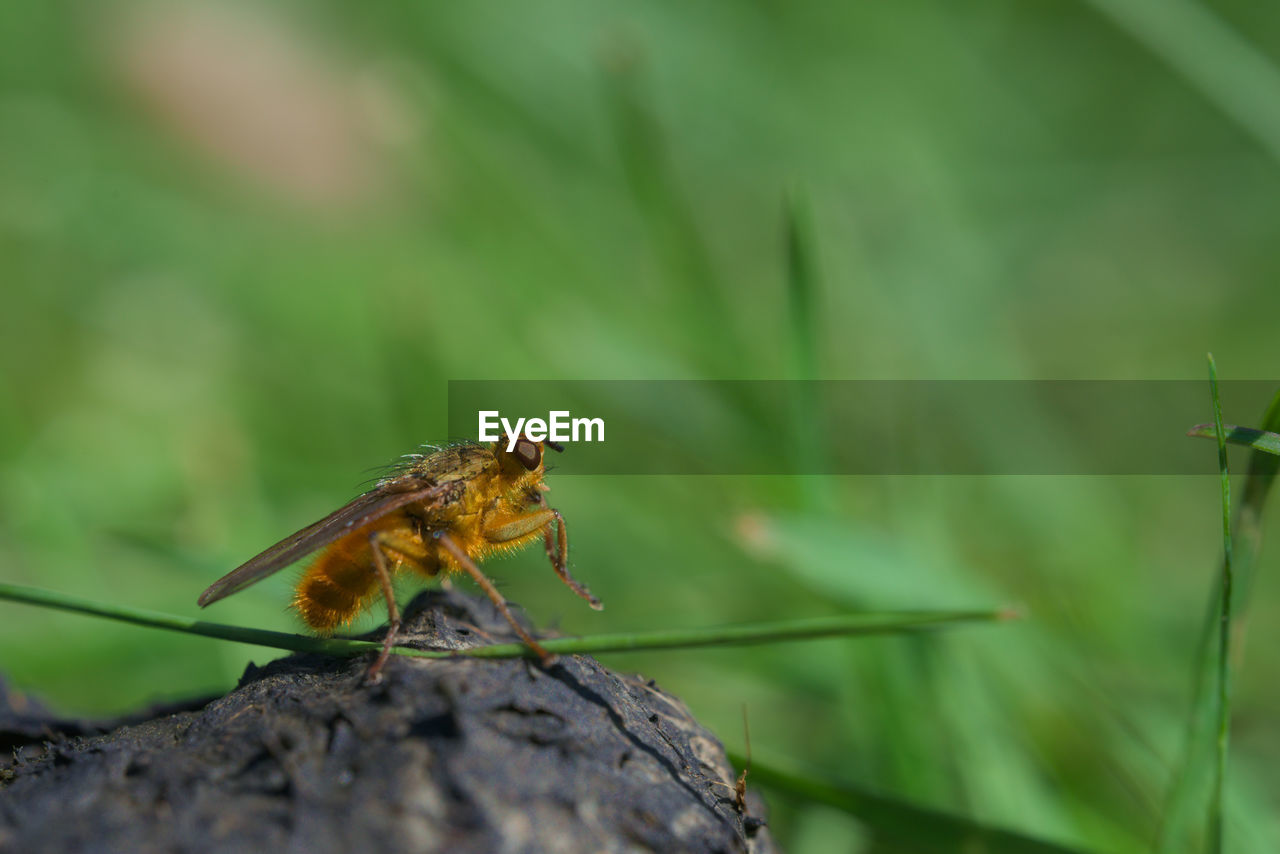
(445, 381, 1278, 475)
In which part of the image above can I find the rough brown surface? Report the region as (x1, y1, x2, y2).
(0, 590, 775, 854)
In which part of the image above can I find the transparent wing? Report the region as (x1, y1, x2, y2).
(197, 480, 450, 607)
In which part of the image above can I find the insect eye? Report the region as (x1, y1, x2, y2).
(512, 438, 541, 470)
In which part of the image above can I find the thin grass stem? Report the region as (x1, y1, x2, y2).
(1207, 355, 1233, 854)
(0, 582, 1014, 660)
(1160, 387, 1280, 852)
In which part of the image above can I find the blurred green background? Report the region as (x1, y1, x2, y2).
(3, 2, 1280, 852)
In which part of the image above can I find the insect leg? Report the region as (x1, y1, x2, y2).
(434, 531, 554, 664)
(484, 508, 602, 610)
(542, 509, 602, 610)
(362, 530, 434, 683)
(364, 532, 403, 684)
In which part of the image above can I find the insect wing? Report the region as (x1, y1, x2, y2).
(197, 480, 450, 606)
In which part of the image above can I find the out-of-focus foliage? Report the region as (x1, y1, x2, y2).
(3, 2, 1280, 852)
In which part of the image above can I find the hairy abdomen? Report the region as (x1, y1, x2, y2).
(292, 531, 378, 633)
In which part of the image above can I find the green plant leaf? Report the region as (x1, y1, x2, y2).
(1186, 423, 1280, 456)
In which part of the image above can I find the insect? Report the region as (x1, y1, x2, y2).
(706, 704, 764, 838)
(722, 704, 751, 814)
(733, 704, 751, 815)
(197, 434, 602, 681)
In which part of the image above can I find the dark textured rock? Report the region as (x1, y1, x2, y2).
(0, 591, 776, 854)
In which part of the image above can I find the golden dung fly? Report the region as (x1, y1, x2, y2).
(197, 434, 602, 681)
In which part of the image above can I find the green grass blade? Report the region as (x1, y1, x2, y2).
(1206, 355, 1233, 854)
(1160, 365, 1271, 852)
(1084, 0, 1280, 167)
(731, 754, 1092, 854)
(0, 582, 387, 656)
(1160, 405, 1280, 852)
(601, 53, 734, 368)
(785, 192, 820, 388)
(460, 608, 1016, 658)
(1232, 398, 1280, 605)
(0, 582, 1013, 660)
(783, 193, 833, 510)
(1186, 424, 1280, 456)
